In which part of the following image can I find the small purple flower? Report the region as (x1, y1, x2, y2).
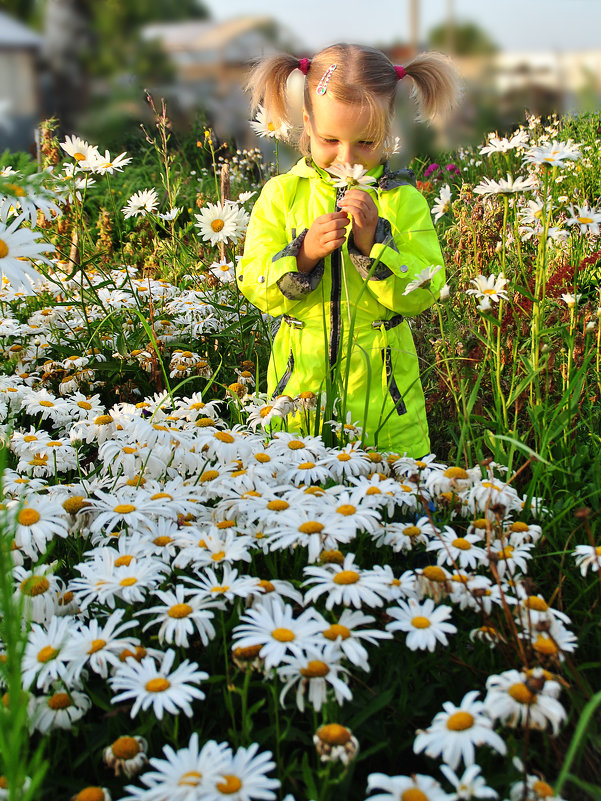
(424, 163, 440, 179)
(445, 163, 461, 176)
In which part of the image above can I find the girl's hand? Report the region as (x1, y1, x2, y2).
(337, 189, 378, 256)
(297, 212, 350, 273)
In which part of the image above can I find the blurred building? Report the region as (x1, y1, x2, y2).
(0, 11, 43, 154)
(141, 16, 298, 146)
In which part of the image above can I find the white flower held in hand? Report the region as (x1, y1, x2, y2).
(326, 162, 377, 189)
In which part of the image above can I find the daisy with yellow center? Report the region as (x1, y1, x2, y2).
(194, 201, 248, 246)
(277, 643, 351, 712)
(232, 595, 325, 670)
(103, 735, 148, 778)
(138, 585, 220, 648)
(386, 596, 457, 652)
(414, 689, 506, 770)
(109, 648, 208, 720)
(484, 668, 566, 734)
(303, 553, 392, 609)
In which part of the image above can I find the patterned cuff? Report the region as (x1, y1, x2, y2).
(274, 228, 325, 299)
(348, 217, 397, 280)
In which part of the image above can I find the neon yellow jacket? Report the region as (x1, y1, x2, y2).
(236, 158, 445, 456)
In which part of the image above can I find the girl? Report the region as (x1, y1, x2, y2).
(237, 43, 459, 457)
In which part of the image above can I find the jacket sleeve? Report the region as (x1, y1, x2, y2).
(236, 177, 324, 317)
(347, 185, 445, 316)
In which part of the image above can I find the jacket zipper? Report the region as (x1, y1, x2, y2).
(328, 187, 345, 379)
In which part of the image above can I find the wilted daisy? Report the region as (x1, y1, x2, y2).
(195, 201, 248, 245)
(0, 217, 55, 286)
(483, 668, 566, 734)
(249, 105, 290, 141)
(103, 735, 148, 778)
(314, 723, 359, 766)
(326, 162, 377, 189)
(109, 648, 208, 720)
(414, 690, 506, 770)
(122, 189, 159, 219)
(386, 596, 457, 652)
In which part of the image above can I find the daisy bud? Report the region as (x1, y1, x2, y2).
(438, 283, 450, 301)
(314, 724, 359, 765)
(103, 735, 148, 778)
(232, 643, 265, 672)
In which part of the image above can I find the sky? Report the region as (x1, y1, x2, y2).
(200, 0, 601, 53)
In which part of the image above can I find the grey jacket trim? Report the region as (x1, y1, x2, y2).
(378, 166, 416, 191)
(348, 217, 398, 280)
(274, 228, 325, 300)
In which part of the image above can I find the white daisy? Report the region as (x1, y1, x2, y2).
(0, 217, 55, 287)
(326, 162, 377, 189)
(440, 764, 498, 800)
(232, 595, 325, 670)
(30, 687, 92, 732)
(523, 139, 581, 168)
(386, 596, 457, 652)
(138, 585, 220, 647)
(414, 690, 506, 770)
(195, 201, 247, 245)
(319, 608, 392, 669)
(210, 741, 280, 801)
(277, 643, 352, 712)
(483, 668, 566, 734)
(249, 105, 290, 141)
(403, 265, 443, 294)
(109, 648, 208, 720)
(302, 553, 392, 609)
(466, 274, 509, 304)
(62, 609, 140, 682)
(473, 174, 537, 196)
(120, 734, 231, 801)
(431, 184, 452, 222)
(122, 189, 159, 219)
(366, 772, 450, 801)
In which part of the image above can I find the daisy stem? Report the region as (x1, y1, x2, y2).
(268, 678, 282, 773)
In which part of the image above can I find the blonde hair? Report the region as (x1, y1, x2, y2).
(245, 43, 460, 155)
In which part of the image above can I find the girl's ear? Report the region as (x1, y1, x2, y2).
(302, 107, 311, 131)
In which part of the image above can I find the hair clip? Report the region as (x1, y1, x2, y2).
(316, 63, 337, 96)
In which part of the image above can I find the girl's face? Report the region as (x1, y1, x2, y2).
(303, 94, 385, 172)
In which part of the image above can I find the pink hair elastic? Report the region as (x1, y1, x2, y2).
(394, 65, 407, 80)
(298, 58, 311, 75)
(316, 63, 337, 95)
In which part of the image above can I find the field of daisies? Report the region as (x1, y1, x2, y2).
(0, 104, 600, 801)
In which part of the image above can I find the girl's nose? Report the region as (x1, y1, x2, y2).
(337, 143, 353, 164)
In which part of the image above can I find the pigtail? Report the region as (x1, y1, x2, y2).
(245, 53, 301, 131)
(402, 51, 461, 122)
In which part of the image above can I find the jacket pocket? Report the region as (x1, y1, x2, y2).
(381, 346, 407, 415)
(271, 349, 294, 398)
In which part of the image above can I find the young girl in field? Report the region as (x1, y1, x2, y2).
(237, 43, 459, 457)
